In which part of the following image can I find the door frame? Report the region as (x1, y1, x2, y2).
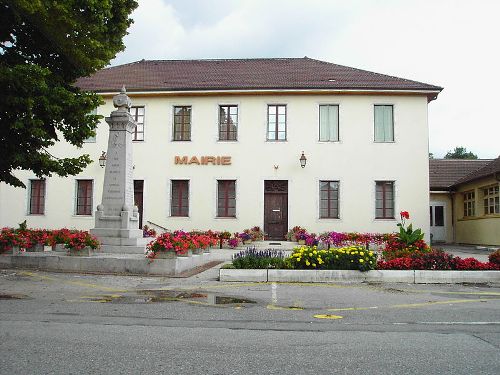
(429, 201, 447, 243)
(263, 180, 289, 241)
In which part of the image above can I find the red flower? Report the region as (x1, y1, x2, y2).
(400, 211, 410, 220)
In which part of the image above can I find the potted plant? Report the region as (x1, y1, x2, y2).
(0, 227, 28, 255)
(64, 231, 100, 256)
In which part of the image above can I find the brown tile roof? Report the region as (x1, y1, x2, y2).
(76, 57, 443, 95)
(429, 159, 492, 190)
(453, 156, 500, 186)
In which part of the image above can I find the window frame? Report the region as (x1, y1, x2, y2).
(266, 104, 287, 141)
(318, 104, 340, 142)
(217, 180, 236, 218)
(29, 179, 46, 215)
(374, 104, 394, 143)
(170, 180, 189, 217)
(129, 106, 145, 141)
(375, 181, 395, 219)
(218, 105, 238, 141)
(173, 106, 192, 141)
(483, 185, 499, 215)
(76, 179, 93, 216)
(319, 180, 340, 219)
(463, 190, 475, 217)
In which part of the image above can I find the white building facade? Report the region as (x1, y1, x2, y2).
(0, 58, 442, 240)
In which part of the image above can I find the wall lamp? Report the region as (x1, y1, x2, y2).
(98, 151, 107, 168)
(299, 151, 307, 168)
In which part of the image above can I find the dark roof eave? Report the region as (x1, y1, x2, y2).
(85, 86, 443, 95)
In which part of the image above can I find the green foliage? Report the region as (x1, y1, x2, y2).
(232, 248, 288, 269)
(396, 223, 424, 246)
(0, 0, 138, 187)
(444, 146, 478, 160)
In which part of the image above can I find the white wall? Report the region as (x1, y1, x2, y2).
(0, 93, 430, 240)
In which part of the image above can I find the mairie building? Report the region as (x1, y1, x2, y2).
(0, 58, 442, 241)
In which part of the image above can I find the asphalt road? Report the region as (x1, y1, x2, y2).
(1, 268, 499, 375)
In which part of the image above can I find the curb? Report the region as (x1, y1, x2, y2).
(219, 269, 500, 284)
(0, 252, 213, 276)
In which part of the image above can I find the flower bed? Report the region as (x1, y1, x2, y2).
(145, 230, 218, 259)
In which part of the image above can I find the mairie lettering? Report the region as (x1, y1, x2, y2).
(175, 155, 231, 165)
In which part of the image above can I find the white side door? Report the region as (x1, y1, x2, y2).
(429, 202, 446, 242)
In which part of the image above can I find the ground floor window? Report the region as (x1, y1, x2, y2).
(76, 180, 93, 215)
(483, 185, 499, 215)
(375, 181, 394, 219)
(29, 179, 46, 215)
(171, 180, 189, 217)
(463, 191, 475, 217)
(319, 180, 339, 218)
(217, 180, 236, 217)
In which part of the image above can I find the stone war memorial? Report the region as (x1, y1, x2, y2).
(90, 86, 149, 253)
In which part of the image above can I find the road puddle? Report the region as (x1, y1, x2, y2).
(80, 290, 256, 306)
(0, 293, 29, 299)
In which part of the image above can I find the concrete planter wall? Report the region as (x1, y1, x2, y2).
(220, 269, 500, 284)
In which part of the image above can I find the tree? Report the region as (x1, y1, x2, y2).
(444, 146, 478, 160)
(0, 0, 138, 187)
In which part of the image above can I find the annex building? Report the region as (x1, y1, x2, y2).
(0, 58, 442, 240)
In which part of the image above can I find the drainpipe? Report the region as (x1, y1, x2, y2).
(449, 190, 455, 244)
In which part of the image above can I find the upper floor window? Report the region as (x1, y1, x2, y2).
(217, 180, 236, 217)
(29, 179, 45, 215)
(83, 108, 97, 143)
(171, 180, 189, 217)
(375, 181, 394, 219)
(319, 105, 339, 142)
(219, 105, 238, 141)
(374, 105, 394, 142)
(129, 106, 145, 141)
(267, 104, 286, 141)
(76, 180, 93, 216)
(483, 185, 499, 215)
(173, 106, 191, 141)
(463, 191, 475, 217)
(319, 180, 339, 218)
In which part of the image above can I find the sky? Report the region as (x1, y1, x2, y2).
(112, 0, 500, 159)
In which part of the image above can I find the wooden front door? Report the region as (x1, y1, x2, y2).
(264, 180, 288, 240)
(134, 180, 144, 229)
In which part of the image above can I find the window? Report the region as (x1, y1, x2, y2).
(374, 105, 394, 142)
(171, 180, 189, 217)
(129, 106, 145, 141)
(375, 181, 394, 219)
(319, 105, 339, 141)
(219, 105, 238, 141)
(83, 108, 97, 143)
(483, 186, 499, 215)
(173, 106, 191, 141)
(29, 179, 45, 215)
(319, 181, 339, 218)
(463, 191, 475, 217)
(76, 180, 93, 215)
(267, 104, 286, 141)
(217, 180, 236, 217)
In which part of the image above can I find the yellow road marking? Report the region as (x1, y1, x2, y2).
(328, 298, 494, 312)
(20, 271, 126, 292)
(267, 304, 304, 311)
(314, 314, 343, 319)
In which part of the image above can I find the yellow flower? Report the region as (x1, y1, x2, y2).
(359, 259, 364, 263)
(369, 251, 373, 256)
(312, 263, 316, 267)
(309, 253, 313, 257)
(360, 252, 364, 256)
(313, 250, 317, 255)
(305, 260, 310, 266)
